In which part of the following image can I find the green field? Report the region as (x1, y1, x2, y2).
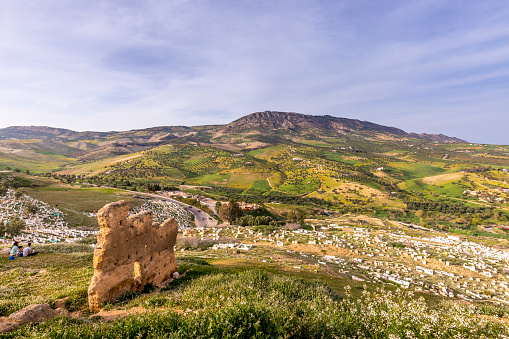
(0, 151, 75, 172)
(24, 186, 144, 227)
(243, 179, 272, 195)
(278, 177, 320, 195)
(388, 162, 446, 180)
(248, 145, 285, 160)
(198, 173, 232, 185)
(0, 246, 93, 316)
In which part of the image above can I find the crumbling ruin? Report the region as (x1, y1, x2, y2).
(88, 200, 178, 312)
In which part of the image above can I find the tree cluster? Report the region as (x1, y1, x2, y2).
(0, 217, 26, 238)
(235, 215, 275, 227)
(218, 199, 243, 223)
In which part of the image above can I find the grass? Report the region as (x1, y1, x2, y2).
(226, 172, 267, 189)
(0, 151, 74, 173)
(388, 162, 446, 181)
(243, 179, 272, 195)
(0, 238, 507, 338)
(196, 173, 231, 185)
(6, 268, 508, 338)
(296, 140, 331, 147)
(248, 145, 285, 160)
(56, 153, 144, 176)
(0, 246, 93, 316)
(24, 186, 144, 227)
(422, 172, 464, 185)
(278, 177, 320, 195)
(400, 178, 468, 199)
(323, 151, 349, 164)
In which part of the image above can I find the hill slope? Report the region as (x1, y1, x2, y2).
(0, 111, 467, 143)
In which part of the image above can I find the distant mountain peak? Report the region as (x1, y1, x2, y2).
(0, 111, 467, 143)
(225, 111, 408, 138)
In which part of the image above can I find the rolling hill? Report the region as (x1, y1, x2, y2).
(0, 111, 467, 165)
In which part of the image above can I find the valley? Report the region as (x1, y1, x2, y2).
(1, 111, 509, 337)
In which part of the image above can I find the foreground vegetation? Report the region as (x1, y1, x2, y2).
(1, 244, 508, 338)
(0, 244, 93, 316)
(4, 270, 508, 338)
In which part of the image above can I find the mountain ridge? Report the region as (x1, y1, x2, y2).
(0, 111, 467, 143)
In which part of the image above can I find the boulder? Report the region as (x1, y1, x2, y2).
(7, 303, 57, 326)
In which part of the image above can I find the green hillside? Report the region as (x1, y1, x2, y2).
(29, 137, 508, 235)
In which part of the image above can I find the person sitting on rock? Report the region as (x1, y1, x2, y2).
(16, 245, 24, 257)
(23, 242, 37, 257)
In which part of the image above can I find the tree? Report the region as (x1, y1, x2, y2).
(415, 210, 426, 218)
(14, 189, 23, 200)
(218, 199, 242, 223)
(24, 201, 39, 215)
(0, 184, 7, 197)
(286, 209, 306, 224)
(1, 217, 26, 238)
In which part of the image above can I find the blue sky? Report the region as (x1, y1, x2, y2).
(1, 1, 509, 144)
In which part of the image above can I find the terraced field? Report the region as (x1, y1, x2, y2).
(2, 132, 509, 233)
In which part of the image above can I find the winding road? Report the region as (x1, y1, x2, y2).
(99, 186, 218, 227)
(128, 191, 218, 228)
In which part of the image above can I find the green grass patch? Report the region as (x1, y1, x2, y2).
(388, 162, 446, 181)
(248, 145, 285, 160)
(197, 173, 231, 185)
(0, 151, 74, 173)
(243, 179, 272, 195)
(24, 187, 144, 227)
(8, 269, 507, 338)
(278, 177, 320, 195)
(0, 250, 93, 316)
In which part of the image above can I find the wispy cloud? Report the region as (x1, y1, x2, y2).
(0, 1, 508, 143)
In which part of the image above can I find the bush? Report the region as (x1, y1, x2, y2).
(64, 289, 89, 312)
(76, 236, 97, 245)
(176, 237, 216, 251)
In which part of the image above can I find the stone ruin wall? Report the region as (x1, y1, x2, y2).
(88, 200, 178, 312)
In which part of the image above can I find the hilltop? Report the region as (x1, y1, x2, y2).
(0, 111, 468, 167)
(222, 111, 465, 143)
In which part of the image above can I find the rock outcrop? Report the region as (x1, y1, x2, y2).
(88, 200, 178, 312)
(0, 303, 58, 332)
